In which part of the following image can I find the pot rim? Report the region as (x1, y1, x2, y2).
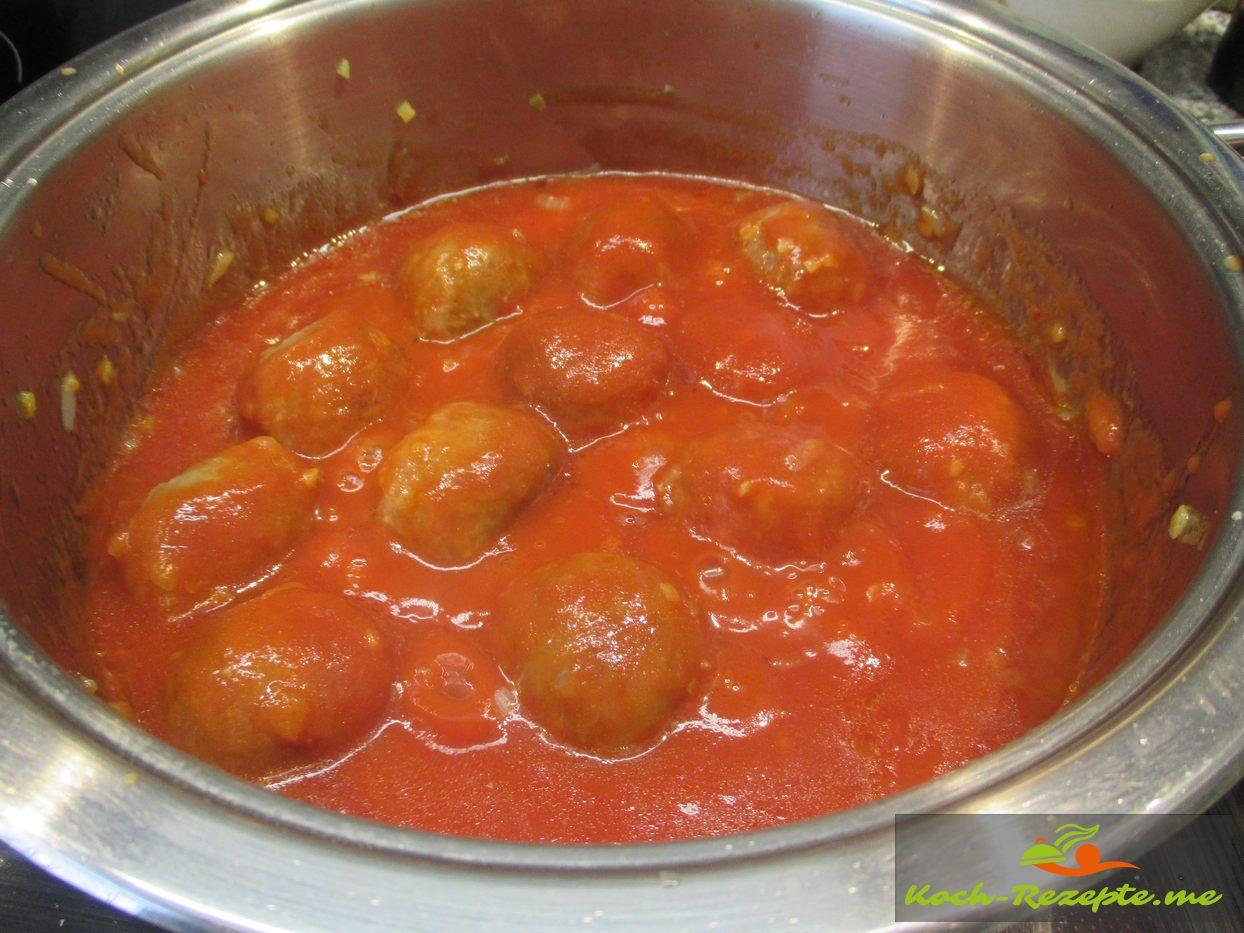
(2, 0, 1244, 923)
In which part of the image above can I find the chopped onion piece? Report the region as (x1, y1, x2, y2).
(1169, 504, 1209, 549)
(96, 356, 117, 386)
(493, 686, 518, 718)
(15, 390, 36, 420)
(207, 249, 234, 287)
(60, 371, 81, 432)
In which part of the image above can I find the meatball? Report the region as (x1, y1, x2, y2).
(567, 199, 687, 307)
(498, 552, 704, 754)
(109, 437, 318, 601)
(238, 307, 407, 456)
(658, 423, 861, 563)
(674, 299, 817, 404)
(377, 402, 559, 564)
(499, 307, 669, 428)
(166, 585, 392, 776)
(396, 222, 537, 339)
(874, 371, 1035, 512)
(737, 201, 873, 314)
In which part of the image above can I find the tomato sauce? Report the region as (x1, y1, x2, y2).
(78, 174, 1109, 843)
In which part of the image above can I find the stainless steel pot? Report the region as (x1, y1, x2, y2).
(1, 1, 1243, 929)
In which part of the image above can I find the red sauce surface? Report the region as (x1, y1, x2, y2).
(78, 174, 1109, 843)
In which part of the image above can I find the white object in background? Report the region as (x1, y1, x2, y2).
(999, 0, 1213, 63)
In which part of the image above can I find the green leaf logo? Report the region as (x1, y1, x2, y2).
(1020, 823, 1100, 866)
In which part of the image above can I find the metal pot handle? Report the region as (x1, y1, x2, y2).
(1212, 120, 1244, 154)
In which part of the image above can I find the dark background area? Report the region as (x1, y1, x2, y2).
(0, 0, 181, 101)
(0, 1, 1242, 930)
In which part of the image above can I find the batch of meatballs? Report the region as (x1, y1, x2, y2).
(94, 174, 1083, 790)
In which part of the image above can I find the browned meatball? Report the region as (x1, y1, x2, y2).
(874, 371, 1035, 512)
(108, 437, 318, 601)
(377, 402, 560, 564)
(396, 222, 537, 339)
(737, 201, 873, 314)
(657, 423, 861, 563)
(238, 307, 407, 456)
(498, 552, 704, 754)
(499, 307, 669, 428)
(673, 299, 817, 404)
(166, 584, 392, 776)
(567, 199, 688, 307)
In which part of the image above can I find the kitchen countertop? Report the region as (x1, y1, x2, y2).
(1, 8, 1243, 932)
(1140, 9, 1241, 122)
